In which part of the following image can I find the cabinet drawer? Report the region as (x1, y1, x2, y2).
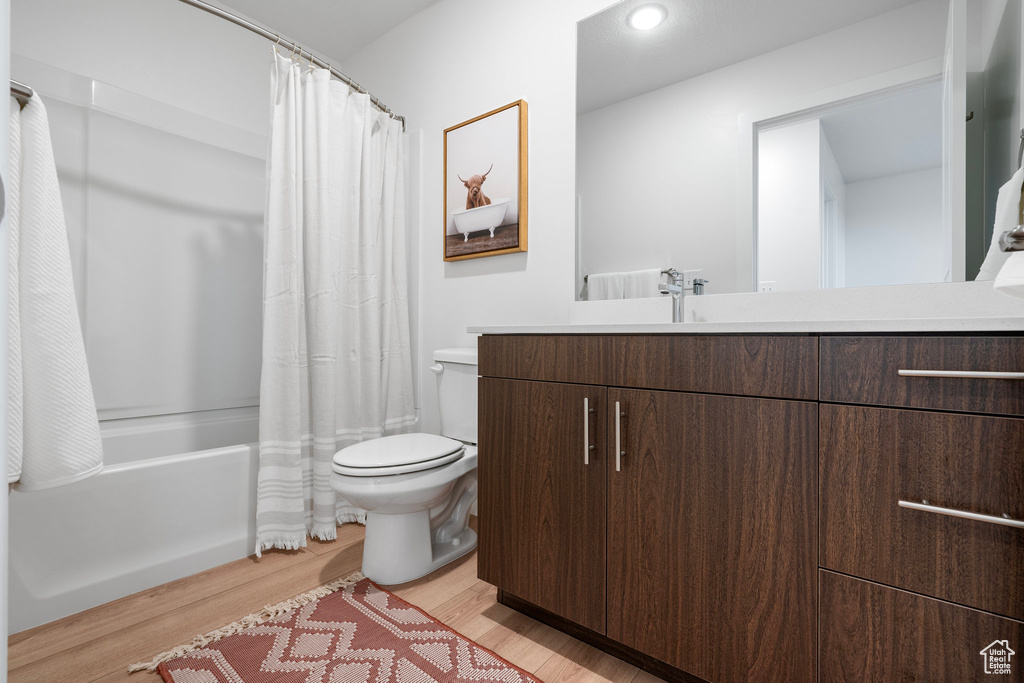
(820, 404, 1024, 619)
(820, 570, 1024, 682)
(820, 336, 1024, 415)
(479, 334, 817, 400)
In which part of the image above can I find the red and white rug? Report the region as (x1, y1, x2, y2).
(133, 573, 540, 683)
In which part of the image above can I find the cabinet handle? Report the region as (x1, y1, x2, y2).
(615, 401, 624, 472)
(898, 500, 1024, 529)
(584, 397, 593, 465)
(898, 369, 1024, 380)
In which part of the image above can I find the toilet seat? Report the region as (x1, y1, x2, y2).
(332, 433, 465, 477)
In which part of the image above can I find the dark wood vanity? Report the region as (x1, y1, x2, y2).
(476, 333, 1024, 683)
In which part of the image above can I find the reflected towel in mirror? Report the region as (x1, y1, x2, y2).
(588, 272, 625, 299)
(624, 268, 663, 299)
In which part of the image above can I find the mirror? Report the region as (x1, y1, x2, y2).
(576, 0, 1023, 297)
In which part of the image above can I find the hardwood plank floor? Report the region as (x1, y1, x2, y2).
(8, 523, 665, 682)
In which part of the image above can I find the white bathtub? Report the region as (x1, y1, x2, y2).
(450, 197, 511, 239)
(8, 441, 259, 633)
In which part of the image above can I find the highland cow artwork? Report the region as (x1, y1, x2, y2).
(443, 100, 528, 261)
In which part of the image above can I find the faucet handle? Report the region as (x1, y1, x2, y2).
(692, 278, 710, 295)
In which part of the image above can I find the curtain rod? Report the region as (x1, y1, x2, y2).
(10, 79, 34, 106)
(177, 0, 405, 131)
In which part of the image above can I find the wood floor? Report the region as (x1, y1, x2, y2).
(7, 522, 665, 682)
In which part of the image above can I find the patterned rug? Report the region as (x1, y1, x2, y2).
(132, 572, 540, 682)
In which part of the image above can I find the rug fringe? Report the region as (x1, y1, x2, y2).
(127, 570, 365, 673)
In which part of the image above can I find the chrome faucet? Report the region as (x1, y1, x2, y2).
(658, 269, 685, 323)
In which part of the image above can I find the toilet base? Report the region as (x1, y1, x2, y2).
(360, 470, 478, 585)
(361, 512, 477, 585)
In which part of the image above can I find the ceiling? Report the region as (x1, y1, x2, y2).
(214, 0, 441, 65)
(818, 80, 943, 183)
(577, 0, 928, 115)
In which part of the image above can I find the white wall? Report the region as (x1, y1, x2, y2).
(757, 119, 822, 292)
(576, 0, 947, 295)
(845, 167, 945, 287)
(339, 0, 615, 433)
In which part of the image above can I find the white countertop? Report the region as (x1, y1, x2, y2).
(468, 317, 1024, 335)
(469, 283, 1024, 335)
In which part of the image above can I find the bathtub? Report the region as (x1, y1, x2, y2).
(8, 439, 259, 633)
(450, 197, 511, 240)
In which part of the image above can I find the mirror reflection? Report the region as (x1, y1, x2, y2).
(576, 0, 1023, 297)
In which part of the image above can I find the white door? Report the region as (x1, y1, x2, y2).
(942, 0, 968, 282)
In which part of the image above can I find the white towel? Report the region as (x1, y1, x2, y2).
(8, 97, 23, 483)
(994, 249, 1024, 298)
(977, 166, 1024, 282)
(587, 272, 624, 300)
(9, 94, 103, 490)
(994, 171, 1024, 299)
(623, 268, 663, 299)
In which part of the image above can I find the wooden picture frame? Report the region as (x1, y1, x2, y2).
(443, 100, 528, 261)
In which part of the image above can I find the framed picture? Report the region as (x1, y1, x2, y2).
(443, 100, 528, 261)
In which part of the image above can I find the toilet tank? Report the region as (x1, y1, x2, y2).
(432, 348, 478, 444)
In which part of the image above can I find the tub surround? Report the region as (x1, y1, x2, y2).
(477, 332, 1024, 682)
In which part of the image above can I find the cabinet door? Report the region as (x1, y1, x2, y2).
(820, 570, 1024, 682)
(478, 377, 607, 633)
(607, 389, 817, 683)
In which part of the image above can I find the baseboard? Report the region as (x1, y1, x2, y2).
(497, 590, 708, 683)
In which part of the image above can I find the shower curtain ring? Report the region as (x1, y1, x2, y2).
(273, 34, 282, 55)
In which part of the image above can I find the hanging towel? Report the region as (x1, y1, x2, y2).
(977, 166, 1024, 282)
(993, 175, 1024, 299)
(587, 272, 625, 300)
(623, 268, 663, 299)
(8, 94, 102, 490)
(8, 97, 23, 483)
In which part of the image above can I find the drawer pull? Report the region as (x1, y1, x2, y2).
(584, 398, 592, 465)
(898, 500, 1024, 529)
(615, 401, 624, 473)
(898, 369, 1024, 380)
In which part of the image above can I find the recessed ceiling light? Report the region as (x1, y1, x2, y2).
(628, 4, 666, 30)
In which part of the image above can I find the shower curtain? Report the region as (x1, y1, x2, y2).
(256, 53, 417, 555)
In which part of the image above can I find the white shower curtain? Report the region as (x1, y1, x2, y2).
(256, 53, 417, 555)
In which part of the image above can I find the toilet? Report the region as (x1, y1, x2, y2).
(331, 348, 479, 585)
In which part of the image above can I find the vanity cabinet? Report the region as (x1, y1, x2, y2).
(479, 332, 1024, 681)
(478, 334, 818, 682)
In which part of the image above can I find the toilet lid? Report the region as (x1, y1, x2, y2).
(332, 434, 465, 476)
